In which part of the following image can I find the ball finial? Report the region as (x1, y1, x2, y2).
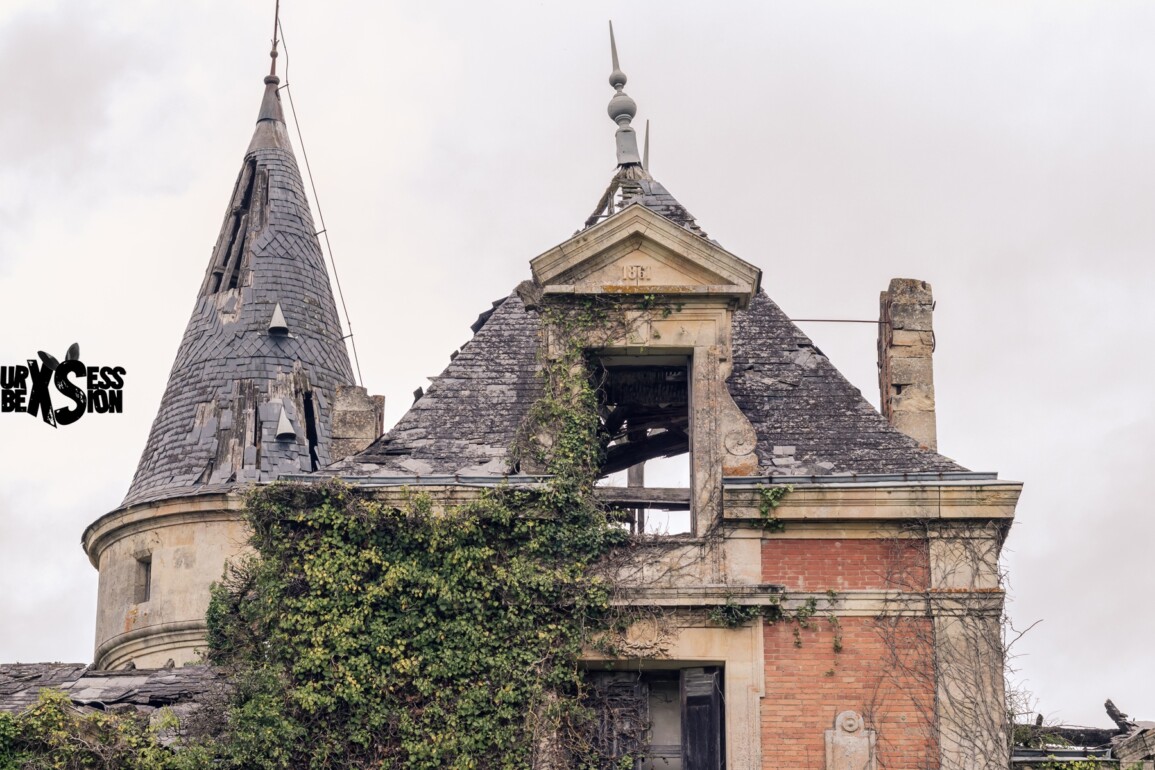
(603, 22, 643, 166)
(608, 91, 637, 124)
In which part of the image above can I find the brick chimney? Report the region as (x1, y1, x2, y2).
(877, 278, 937, 451)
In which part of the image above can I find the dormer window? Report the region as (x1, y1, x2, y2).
(532, 205, 762, 535)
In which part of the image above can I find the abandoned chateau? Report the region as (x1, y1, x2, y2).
(2, 24, 1152, 770)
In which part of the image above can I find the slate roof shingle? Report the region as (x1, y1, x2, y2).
(0, 663, 227, 713)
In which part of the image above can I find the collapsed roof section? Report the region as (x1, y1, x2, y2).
(584, 164, 706, 238)
(342, 291, 542, 477)
(0, 663, 227, 714)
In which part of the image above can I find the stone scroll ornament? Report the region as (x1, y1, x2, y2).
(825, 710, 877, 770)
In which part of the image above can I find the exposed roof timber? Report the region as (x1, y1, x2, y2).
(601, 429, 688, 476)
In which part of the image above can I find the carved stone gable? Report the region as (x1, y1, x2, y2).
(530, 204, 761, 308)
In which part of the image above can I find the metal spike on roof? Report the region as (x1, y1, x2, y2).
(643, 119, 650, 171)
(268, 302, 289, 336)
(269, 0, 281, 78)
(275, 403, 296, 441)
(607, 21, 642, 166)
(249, 7, 289, 157)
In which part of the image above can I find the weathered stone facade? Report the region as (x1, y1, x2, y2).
(323, 191, 1017, 767)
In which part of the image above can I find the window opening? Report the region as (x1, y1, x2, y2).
(134, 554, 152, 604)
(593, 355, 691, 535)
(302, 392, 320, 471)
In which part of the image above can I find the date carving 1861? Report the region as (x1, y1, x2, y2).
(622, 264, 651, 281)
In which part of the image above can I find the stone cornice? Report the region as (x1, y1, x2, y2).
(83, 493, 245, 567)
(723, 482, 1021, 523)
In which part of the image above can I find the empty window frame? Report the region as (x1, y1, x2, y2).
(592, 355, 692, 535)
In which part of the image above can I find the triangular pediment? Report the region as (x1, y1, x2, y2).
(530, 204, 761, 308)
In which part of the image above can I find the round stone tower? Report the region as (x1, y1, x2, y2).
(82, 61, 356, 670)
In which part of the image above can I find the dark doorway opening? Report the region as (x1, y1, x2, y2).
(584, 667, 725, 769)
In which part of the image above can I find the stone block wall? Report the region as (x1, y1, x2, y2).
(878, 278, 938, 451)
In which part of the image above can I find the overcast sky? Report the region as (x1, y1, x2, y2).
(1, 1, 1152, 728)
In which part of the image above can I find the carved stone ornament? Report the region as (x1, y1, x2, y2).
(596, 615, 673, 658)
(719, 388, 759, 476)
(825, 710, 877, 770)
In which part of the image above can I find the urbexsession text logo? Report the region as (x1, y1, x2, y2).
(1, 343, 125, 427)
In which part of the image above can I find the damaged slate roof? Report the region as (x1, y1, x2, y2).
(584, 164, 707, 238)
(337, 291, 543, 476)
(337, 43, 961, 481)
(729, 292, 962, 474)
(0, 663, 227, 714)
(340, 285, 964, 478)
(119, 71, 354, 509)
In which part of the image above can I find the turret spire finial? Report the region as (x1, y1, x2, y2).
(269, 0, 281, 78)
(609, 21, 625, 89)
(250, 0, 289, 152)
(606, 21, 642, 166)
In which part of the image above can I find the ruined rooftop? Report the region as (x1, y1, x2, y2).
(0, 663, 226, 715)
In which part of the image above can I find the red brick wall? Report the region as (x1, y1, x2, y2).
(761, 616, 938, 769)
(761, 538, 930, 591)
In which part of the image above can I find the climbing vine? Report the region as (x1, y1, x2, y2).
(0, 297, 854, 768)
(707, 591, 842, 654)
(756, 484, 792, 532)
(705, 598, 763, 628)
(199, 296, 662, 769)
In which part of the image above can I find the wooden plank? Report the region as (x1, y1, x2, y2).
(595, 487, 691, 508)
(681, 667, 724, 770)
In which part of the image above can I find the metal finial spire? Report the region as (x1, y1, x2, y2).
(606, 21, 642, 166)
(251, 0, 288, 148)
(609, 21, 625, 88)
(269, 0, 281, 77)
(643, 120, 650, 170)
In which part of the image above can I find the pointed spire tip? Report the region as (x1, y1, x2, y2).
(605, 22, 641, 166)
(609, 21, 626, 89)
(643, 119, 650, 171)
(269, 0, 281, 78)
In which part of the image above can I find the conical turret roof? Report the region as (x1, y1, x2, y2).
(121, 70, 354, 508)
